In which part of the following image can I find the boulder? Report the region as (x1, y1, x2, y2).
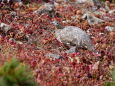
(45, 53, 62, 59)
(105, 26, 115, 32)
(0, 23, 11, 33)
(82, 12, 104, 25)
(0, 0, 22, 3)
(33, 3, 55, 17)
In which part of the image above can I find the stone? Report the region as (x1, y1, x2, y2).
(82, 12, 104, 25)
(92, 61, 100, 70)
(10, 11, 17, 17)
(0, 0, 22, 3)
(76, 0, 92, 4)
(0, 23, 11, 33)
(33, 3, 55, 17)
(109, 10, 115, 14)
(76, 0, 102, 7)
(105, 1, 110, 11)
(45, 53, 62, 59)
(105, 26, 115, 32)
(65, 47, 78, 53)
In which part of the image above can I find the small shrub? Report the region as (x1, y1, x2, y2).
(105, 67, 115, 86)
(0, 58, 38, 86)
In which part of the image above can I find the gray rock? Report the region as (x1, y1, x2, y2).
(0, 0, 23, 7)
(105, 26, 115, 32)
(65, 47, 78, 53)
(0, 23, 11, 33)
(45, 53, 62, 59)
(52, 21, 95, 52)
(76, 0, 91, 4)
(14, 0, 21, 2)
(76, 0, 102, 8)
(109, 10, 115, 14)
(0, 0, 22, 3)
(82, 12, 104, 25)
(63, 0, 70, 2)
(92, 0, 102, 8)
(10, 11, 17, 17)
(104, 1, 110, 11)
(33, 3, 55, 17)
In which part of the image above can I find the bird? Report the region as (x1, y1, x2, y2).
(51, 20, 95, 53)
(82, 12, 104, 25)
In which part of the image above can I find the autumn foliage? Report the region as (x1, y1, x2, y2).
(0, 0, 115, 86)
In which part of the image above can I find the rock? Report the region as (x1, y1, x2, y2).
(41, 3, 55, 11)
(45, 53, 62, 59)
(65, 47, 78, 53)
(76, 10, 82, 15)
(105, 26, 115, 32)
(93, 8, 107, 15)
(0, 0, 22, 3)
(76, 0, 102, 8)
(0, 23, 11, 33)
(109, 10, 115, 14)
(56, 0, 69, 3)
(76, 0, 92, 4)
(13, 0, 22, 2)
(14, 32, 29, 42)
(10, 11, 17, 17)
(109, 65, 114, 70)
(52, 21, 95, 52)
(8, 38, 16, 43)
(82, 12, 104, 25)
(92, 0, 102, 8)
(9, 38, 23, 44)
(105, 1, 110, 11)
(0, 0, 23, 8)
(33, 3, 55, 17)
(109, 32, 115, 40)
(92, 61, 100, 70)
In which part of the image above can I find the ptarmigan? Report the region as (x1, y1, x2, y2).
(52, 21, 95, 52)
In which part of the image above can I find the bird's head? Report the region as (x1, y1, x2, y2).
(51, 20, 64, 29)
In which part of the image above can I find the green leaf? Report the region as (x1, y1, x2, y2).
(0, 58, 38, 86)
(112, 68, 115, 81)
(105, 81, 111, 86)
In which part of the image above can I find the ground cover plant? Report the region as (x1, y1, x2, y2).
(0, 0, 115, 86)
(0, 58, 38, 86)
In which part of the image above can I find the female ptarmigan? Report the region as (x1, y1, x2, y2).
(52, 21, 95, 52)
